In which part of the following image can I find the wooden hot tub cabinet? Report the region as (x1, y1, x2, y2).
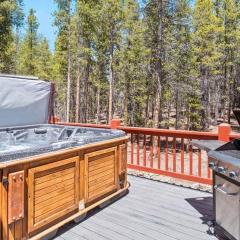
(0, 136, 129, 240)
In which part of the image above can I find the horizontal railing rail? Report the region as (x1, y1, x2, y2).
(56, 120, 240, 185)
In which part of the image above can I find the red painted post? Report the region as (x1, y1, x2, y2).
(110, 119, 121, 129)
(218, 123, 231, 142)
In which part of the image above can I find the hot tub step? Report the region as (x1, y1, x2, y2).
(73, 213, 87, 223)
(41, 229, 58, 240)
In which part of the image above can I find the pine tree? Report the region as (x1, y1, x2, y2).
(74, 0, 98, 123)
(17, 8, 39, 75)
(98, 0, 123, 123)
(53, 0, 73, 121)
(166, 0, 195, 129)
(116, 0, 148, 126)
(192, 0, 223, 129)
(36, 37, 53, 79)
(0, 0, 24, 73)
(220, 0, 240, 121)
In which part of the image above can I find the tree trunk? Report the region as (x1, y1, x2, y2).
(200, 66, 209, 130)
(214, 81, 220, 125)
(153, 78, 162, 128)
(75, 22, 81, 123)
(234, 63, 240, 108)
(108, 44, 114, 124)
(83, 58, 90, 123)
(66, 4, 71, 122)
(175, 87, 179, 129)
(153, 0, 163, 129)
(96, 82, 100, 123)
(124, 71, 130, 125)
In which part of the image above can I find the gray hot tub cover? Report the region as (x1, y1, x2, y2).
(0, 75, 53, 127)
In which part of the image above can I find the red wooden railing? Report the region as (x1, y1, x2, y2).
(56, 120, 240, 185)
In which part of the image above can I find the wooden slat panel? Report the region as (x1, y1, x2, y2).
(28, 156, 79, 233)
(34, 178, 74, 197)
(89, 165, 114, 176)
(35, 200, 75, 223)
(85, 147, 118, 202)
(88, 185, 118, 203)
(89, 159, 114, 172)
(35, 167, 74, 185)
(88, 152, 114, 163)
(35, 172, 74, 191)
(35, 185, 74, 204)
(89, 169, 115, 182)
(89, 158, 113, 169)
(35, 189, 75, 212)
(89, 182, 115, 195)
(35, 195, 75, 217)
(34, 162, 75, 179)
(90, 172, 115, 185)
(89, 177, 114, 192)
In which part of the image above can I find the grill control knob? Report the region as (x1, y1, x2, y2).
(208, 162, 215, 169)
(217, 166, 225, 173)
(229, 171, 237, 178)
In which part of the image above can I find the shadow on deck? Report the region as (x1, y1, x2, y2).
(54, 176, 218, 240)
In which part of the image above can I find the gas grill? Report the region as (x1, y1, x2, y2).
(192, 118, 240, 240)
(208, 139, 240, 240)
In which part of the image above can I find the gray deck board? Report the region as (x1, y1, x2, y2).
(55, 175, 218, 240)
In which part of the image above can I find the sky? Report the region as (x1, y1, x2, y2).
(23, 0, 57, 51)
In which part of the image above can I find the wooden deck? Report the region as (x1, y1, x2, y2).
(54, 175, 218, 240)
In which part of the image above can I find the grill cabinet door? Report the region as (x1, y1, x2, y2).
(28, 157, 79, 233)
(85, 147, 118, 203)
(215, 175, 240, 239)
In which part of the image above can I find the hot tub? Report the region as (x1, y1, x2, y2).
(0, 124, 128, 240)
(0, 75, 129, 240)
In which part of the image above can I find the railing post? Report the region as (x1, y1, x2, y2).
(218, 123, 231, 142)
(110, 119, 121, 129)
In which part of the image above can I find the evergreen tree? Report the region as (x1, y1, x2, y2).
(17, 8, 39, 75)
(53, 0, 73, 121)
(192, 0, 223, 129)
(0, 0, 24, 73)
(116, 0, 148, 126)
(36, 37, 53, 79)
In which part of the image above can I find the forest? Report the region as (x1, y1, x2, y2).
(0, 0, 240, 130)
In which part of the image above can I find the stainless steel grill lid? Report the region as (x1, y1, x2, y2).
(208, 139, 240, 168)
(0, 74, 53, 127)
